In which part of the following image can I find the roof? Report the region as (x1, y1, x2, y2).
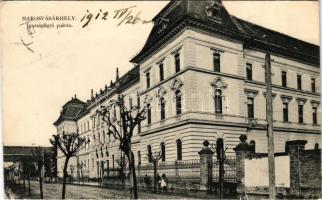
(131, 0, 319, 66)
(53, 97, 86, 126)
(3, 146, 51, 162)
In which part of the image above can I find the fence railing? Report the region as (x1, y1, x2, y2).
(101, 157, 236, 183)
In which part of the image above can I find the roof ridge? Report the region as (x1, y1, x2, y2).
(233, 16, 318, 47)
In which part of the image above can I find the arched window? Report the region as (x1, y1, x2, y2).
(160, 142, 166, 162)
(315, 143, 319, 150)
(175, 90, 182, 115)
(214, 89, 222, 114)
(176, 139, 182, 161)
(147, 145, 152, 163)
(160, 97, 165, 120)
(105, 147, 109, 157)
(250, 140, 256, 153)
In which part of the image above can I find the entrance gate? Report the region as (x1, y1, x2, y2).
(212, 138, 237, 198)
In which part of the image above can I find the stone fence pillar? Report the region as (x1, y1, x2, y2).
(199, 140, 214, 191)
(286, 140, 307, 197)
(234, 134, 252, 195)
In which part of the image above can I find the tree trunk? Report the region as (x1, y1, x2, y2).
(153, 163, 157, 193)
(127, 143, 138, 199)
(62, 157, 70, 199)
(28, 172, 31, 195)
(23, 174, 26, 191)
(39, 167, 43, 199)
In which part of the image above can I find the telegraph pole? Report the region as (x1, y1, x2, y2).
(264, 53, 276, 199)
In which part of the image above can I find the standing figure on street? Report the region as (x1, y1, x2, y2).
(161, 173, 168, 192)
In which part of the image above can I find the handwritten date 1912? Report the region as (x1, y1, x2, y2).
(80, 6, 151, 28)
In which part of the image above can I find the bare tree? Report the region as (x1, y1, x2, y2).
(31, 147, 45, 199)
(147, 151, 162, 193)
(20, 155, 35, 195)
(97, 93, 150, 199)
(50, 132, 89, 199)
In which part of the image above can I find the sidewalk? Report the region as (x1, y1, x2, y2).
(5, 181, 198, 199)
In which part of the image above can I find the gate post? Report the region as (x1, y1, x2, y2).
(234, 135, 252, 196)
(199, 140, 214, 192)
(286, 140, 307, 197)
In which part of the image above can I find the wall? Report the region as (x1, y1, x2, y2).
(244, 155, 290, 187)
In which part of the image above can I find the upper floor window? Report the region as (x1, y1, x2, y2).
(283, 103, 289, 122)
(214, 89, 222, 114)
(174, 53, 180, 73)
(137, 151, 141, 166)
(246, 63, 252, 81)
(313, 107, 317, 125)
(311, 78, 316, 93)
(160, 142, 166, 162)
(129, 97, 133, 108)
(249, 140, 256, 153)
(176, 139, 182, 161)
(147, 145, 152, 163)
(297, 75, 302, 90)
(160, 97, 165, 120)
(159, 63, 164, 82)
(147, 103, 152, 125)
(213, 53, 220, 72)
(247, 97, 254, 118)
(298, 104, 304, 123)
(175, 90, 182, 115)
(146, 72, 150, 89)
(281, 71, 287, 87)
(137, 96, 141, 133)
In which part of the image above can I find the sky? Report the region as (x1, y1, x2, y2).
(0, 1, 319, 147)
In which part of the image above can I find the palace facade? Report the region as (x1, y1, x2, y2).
(54, 0, 320, 178)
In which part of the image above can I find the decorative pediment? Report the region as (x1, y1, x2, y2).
(296, 97, 307, 105)
(262, 92, 277, 98)
(156, 86, 167, 98)
(210, 77, 227, 90)
(311, 100, 320, 107)
(170, 78, 183, 91)
(244, 89, 258, 98)
(280, 95, 293, 103)
(143, 94, 153, 104)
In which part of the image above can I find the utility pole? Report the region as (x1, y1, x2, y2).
(264, 53, 276, 199)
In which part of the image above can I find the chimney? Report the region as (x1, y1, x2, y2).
(116, 68, 119, 81)
(74, 94, 77, 99)
(91, 89, 94, 99)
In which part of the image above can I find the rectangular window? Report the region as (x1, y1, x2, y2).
(160, 98, 165, 120)
(298, 105, 304, 123)
(129, 97, 133, 108)
(147, 105, 151, 125)
(297, 75, 302, 90)
(137, 96, 141, 133)
(146, 72, 150, 89)
(313, 107, 317, 125)
(159, 63, 164, 82)
(283, 103, 288, 122)
(311, 78, 316, 93)
(174, 53, 180, 73)
(213, 53, 220, 72)
(246, 63, 252, 80)
(247, 97, 254, 118)
(281, 71, 287, 87)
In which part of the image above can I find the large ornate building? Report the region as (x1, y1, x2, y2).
(54, 0, 320, 178)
